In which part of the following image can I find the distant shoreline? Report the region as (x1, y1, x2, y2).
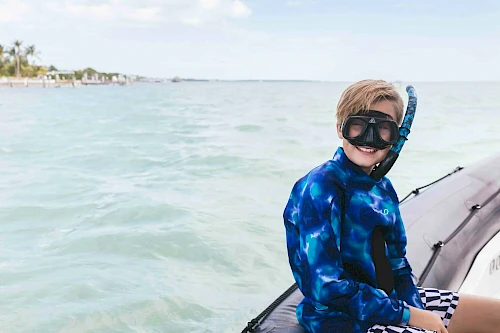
(0, 76, 132, 88)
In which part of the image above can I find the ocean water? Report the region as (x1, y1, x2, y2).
(0, 82, 499, 333)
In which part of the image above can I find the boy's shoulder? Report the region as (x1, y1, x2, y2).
(293, 158, 348, 194)
(378, 175, 399, 202)
(293, 160, 399, 202)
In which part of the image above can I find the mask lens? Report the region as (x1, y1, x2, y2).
(347, 118, 366, 138)
(377, 121, 396, 142)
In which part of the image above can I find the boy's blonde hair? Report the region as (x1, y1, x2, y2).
(336, 80, 404, 125)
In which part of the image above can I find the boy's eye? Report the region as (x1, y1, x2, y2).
(379, 124, 390, 130)
(347, 119, 365, 137)
(378, 121, 395, 140)
(351, 119, 364, 127)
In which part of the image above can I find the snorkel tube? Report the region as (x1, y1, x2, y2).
(370, 85, 417, 181)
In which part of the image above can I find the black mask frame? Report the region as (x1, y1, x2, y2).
(341, 111, 400, 150)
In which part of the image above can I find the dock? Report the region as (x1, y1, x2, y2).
(0, 71, 132, 88)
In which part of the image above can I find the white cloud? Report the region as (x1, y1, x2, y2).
(126, 7, 161, 21)
(199, 0, 220, 11)
(230, 0, 251, 18)
(181, 0, 252, 26)
(45, 2, 162, 21)
(0, 0, 32, 23)
(43, 0, 251, 24)
(181, 17, 202, 26)
(286, 1, 300, 6)
(66, 4, 114, 19)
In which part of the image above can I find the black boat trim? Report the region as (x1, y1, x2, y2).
(242, 283, 299, 333)
(418, 187, 500, 285)
(399, 166, 464, 203)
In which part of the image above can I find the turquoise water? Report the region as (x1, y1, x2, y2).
(0, 82, 499, 332)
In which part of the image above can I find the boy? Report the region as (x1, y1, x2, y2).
(283, 80, 500, 333)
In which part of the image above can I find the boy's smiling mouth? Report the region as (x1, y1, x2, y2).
(356, 146, 378, 154)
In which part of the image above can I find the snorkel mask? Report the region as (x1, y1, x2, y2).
(340, 110, 400, 150)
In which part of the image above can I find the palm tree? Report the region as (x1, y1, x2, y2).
(12, 40, 23, 78)
(0, 44, 5, 63)
(7, 47, 16, 76)
(0, 44, 5, 76)
(25, 44, 40, 66)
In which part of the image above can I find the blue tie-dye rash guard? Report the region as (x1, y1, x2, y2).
(284, 147, 424, 333)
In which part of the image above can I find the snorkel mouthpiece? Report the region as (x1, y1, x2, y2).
(370, 85, 417, 181)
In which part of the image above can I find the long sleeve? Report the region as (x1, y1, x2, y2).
(284, 177, 410, 326)
(385, 207, 425, 310)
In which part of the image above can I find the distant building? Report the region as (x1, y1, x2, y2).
(47, 70, 75, 76)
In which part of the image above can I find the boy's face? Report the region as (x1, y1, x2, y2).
(336, 99, 398, 175)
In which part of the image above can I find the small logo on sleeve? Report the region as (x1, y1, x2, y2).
(374, 208, 390, 216)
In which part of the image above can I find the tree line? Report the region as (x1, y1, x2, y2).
(0, 40, 46, 78)
(0, 40, 126, 80)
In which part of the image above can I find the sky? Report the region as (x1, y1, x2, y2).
(0, 0, 499, 81)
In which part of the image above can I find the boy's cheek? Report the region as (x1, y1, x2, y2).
(377, 147, 391, 161)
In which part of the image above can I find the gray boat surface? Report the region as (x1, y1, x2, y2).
(243, 152, 500, 333)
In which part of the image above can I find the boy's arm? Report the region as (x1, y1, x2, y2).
(385, 208, 425, 310)
(284, 178, 411, 327)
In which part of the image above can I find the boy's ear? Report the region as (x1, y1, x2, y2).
(336, 123, 343, 140)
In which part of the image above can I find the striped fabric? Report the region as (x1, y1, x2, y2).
(367, 287, 459, 333)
